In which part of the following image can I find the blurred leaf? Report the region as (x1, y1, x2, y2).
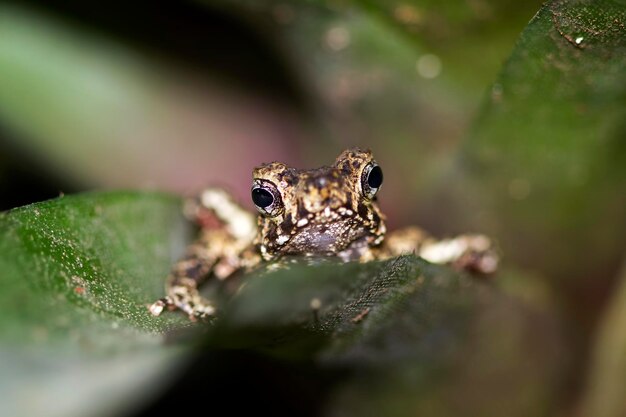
(455, 0, 626, 322)
(0, 1, 544, 224)
(580, 259, 626, 417)
(0, 192, 191, 417)
(0, 3, 301, 198)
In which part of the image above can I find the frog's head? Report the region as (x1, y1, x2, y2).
(251, 148, 386, 260)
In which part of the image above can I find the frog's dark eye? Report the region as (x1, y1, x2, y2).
(252, 188, 273, 208)
(362, 163, 383, 199)
(251, 181, 283, 216)
(367, 165, 383, 189)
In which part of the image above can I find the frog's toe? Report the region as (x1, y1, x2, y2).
(190, 303, 216, 321)
(148, 296, 173, 317)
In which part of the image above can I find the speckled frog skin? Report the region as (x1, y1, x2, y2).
(253, 148, 385, 262)
(150, 148, 498, 320)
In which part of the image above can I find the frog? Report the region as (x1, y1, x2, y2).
(149, 148, 498, 320)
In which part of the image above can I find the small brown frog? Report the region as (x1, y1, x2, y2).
(149, 148, 497, 320)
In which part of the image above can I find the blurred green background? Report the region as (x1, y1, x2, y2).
(0, 0, 544, 222)
(1, 1, 625, 416)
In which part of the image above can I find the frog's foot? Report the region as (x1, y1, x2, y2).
(420, 234, 499, 275)
(148, 284, 216, 321)
(452, 238, 499, 274)
(148, 297, 171, 317)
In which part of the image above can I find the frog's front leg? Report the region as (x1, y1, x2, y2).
(149, 188, 259, 320)
(378, 226, 499, 274)
(149, 231, 220, 319)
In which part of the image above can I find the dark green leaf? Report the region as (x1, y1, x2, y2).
(0, 192, 191, 417)
(208, 256, 565, 417)
(455, 0, 626, 321)
(0, 192, 566, 417)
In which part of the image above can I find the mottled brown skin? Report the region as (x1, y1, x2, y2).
(149, 148, 498, 320)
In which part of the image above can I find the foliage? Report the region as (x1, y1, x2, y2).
(0, 0, 624, 416)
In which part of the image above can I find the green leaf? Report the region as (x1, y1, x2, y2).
(457, 0, 626, 304)
(206, 256, 565, 417)
(0, 192, 191, 417)
(214, 256, 474, 358)
(0, 192, 566, 417)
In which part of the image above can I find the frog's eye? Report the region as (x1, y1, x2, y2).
(251, 182, 283, 216)
(361, 163, 383, 199)
(252, 188, 273, 208)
